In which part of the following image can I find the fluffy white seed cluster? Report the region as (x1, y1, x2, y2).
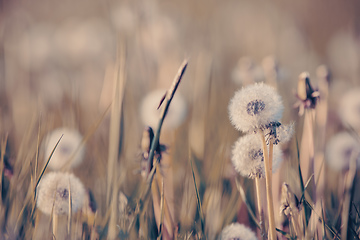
(228, 82, 284, 133)
(36, 172, 86, 215)
(231, 134, 283, 179)
(140, 89, 187, 131)
(338, 88, 360, 132)
(43, 128, 85, 170)
(326, 132, 360, 172)
(219, 223, 258, 240)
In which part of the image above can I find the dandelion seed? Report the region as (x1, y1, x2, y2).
(338, 88, 360, 131)
(36, 172, 86, 215)
(43, 128, 85, 170)
(231, 134, 283, 179)
(325, 132, 360, 172)
(228, 82, 284, 133)
(219, 223, 258, 240)
(140, 89, 187, 131)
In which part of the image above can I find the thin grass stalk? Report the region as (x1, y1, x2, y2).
(107, 44, 126, 240)
(190, 157, 206, 238)
(341, 155, 357, 240)
(321, 201, 326, 240)
(314, 66, 329, 201)
(255, 177, 266, 240)
(235, 178, 260, 228)
(35, 135, 63, 193)
(61, 103, 112, 172)
(157, 178, 165, 240)
(67, 178, 72, 238)
(146, 60, 188, 176)
(34, 117, 41, 192)
(127, 60, 187, 237)
(260, 132, 276, 240)
(106, 44, 126, 206)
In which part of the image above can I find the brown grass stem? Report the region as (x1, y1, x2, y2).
(146, 60, 188, 177)
(128, 60, 188, 237)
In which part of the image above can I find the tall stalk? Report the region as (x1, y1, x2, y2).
(260, 132, 276, 240)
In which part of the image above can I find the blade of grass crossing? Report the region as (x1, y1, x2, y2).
(190, 157, 205, 239)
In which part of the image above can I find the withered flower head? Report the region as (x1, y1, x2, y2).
(280, 183, 300, 217)
(294, 72, 320, 116)
(140, 126, 167, 178)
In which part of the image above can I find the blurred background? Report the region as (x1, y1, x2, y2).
(1, 0, 360, 239)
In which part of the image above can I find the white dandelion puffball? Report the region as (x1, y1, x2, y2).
(36, 172, 86, 215)
(118, 191, 128, 215)
(231, 134, 283, 179)
(219, 223, 258, 240)
(43, 128, 85, 170)
(326, 132, 360, 172)
(339, 88, 360, 132)
(228, 83, 284, 133)
(140, 89, 187, 131)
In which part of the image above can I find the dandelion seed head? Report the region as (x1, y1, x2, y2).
(231, 134, 283, 179)
(228, 83, 284, 133)
(219, 223, 258, 240)
(43, 128, 85, 170)
(338, 88, 360, 131)
(140, 89, 187, 131)
(264, 122, 295, 145)
(326, 132, 360, 172)
(36, 172, 86, 215)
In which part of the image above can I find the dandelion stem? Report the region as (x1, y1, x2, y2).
(52, 213, 58, 240)
(260, 132, 277, 240)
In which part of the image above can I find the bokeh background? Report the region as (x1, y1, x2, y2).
(1, 0, 360, 239)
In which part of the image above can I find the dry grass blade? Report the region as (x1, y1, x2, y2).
(127, 60, 188, 237)
(34, 118, 41, 190)
(190, 157, 205, 237)
(35, 135, 63, 192)
(107, 44, 127, 239)
(296, 138, 310, 227)
(157, 177, 165, 240)
(0, 133, 8, 200)
(302, 199, 340, 239)
(68, 178, 72, 238)
(235, 178, 260, 228)
(61, 103, 112, 172)
(146, 60, 188, 176)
